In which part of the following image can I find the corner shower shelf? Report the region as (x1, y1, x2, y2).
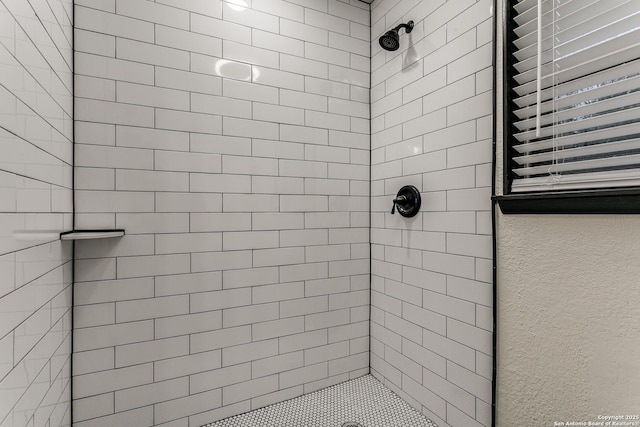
(60, 229, 125, 241)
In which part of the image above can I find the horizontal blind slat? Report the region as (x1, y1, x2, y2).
(513, 138, 640, 165)
(512, 36, 640, 95)
(511, 169, 640, 192)
(513, 153, 640, 176)
(513, 123, 640, 154)
(513, 59, 640, 109)
(514, 73, 640, 119)
(513, 90, 640, 131)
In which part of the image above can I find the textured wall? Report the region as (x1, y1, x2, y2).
(495, 215, 640, 425)
(369, 1, 494, 426)
(72, 0, 370, 425)
(0, 0, 73, 426)
(494, 1, 640, 423)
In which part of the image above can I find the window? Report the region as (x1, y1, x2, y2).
(498, 0, 640, 213)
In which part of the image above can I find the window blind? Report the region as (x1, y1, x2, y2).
(508, 0, 640, 192)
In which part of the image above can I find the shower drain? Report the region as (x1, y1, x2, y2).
(341, 423, 364, 427)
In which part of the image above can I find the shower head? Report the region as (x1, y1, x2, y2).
(378, 20, 414, 51)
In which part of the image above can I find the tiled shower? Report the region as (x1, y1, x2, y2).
(0, 0, 493, 426)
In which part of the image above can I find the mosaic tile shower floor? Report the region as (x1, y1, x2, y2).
(203, 375, 438, 427)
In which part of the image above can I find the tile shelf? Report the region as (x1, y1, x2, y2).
(59, 229, 125, 241)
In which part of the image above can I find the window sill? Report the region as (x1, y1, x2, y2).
(493, 188, 640, 214)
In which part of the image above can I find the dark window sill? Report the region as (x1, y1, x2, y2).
(493, 188, 640, 214)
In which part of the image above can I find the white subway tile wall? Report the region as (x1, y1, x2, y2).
(73, 0, 370, 425)
(0, 0, 73, 426)
(370, 1, 493, 427)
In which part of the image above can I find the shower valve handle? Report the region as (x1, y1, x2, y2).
(390, 185, 421, 217)
(391, 195, 408, 214)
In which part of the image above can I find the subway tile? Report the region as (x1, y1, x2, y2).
(222, 302, 279, 328)
(304, 8, 348, 35)
(280, 19, 327, 45)
(155, 109, 221, 134)
(75, 6, 153, 42)
(305, 342, 348, 366)
(305, 77, 350, 100)
(75, 190, 153, 213)
(76, 75, 116, 101)
(190, 134, 251, 156)
(280, 229, 328, 247)
(155, 310, 222, 339)
(252, 351, 303, 378)
(279, 329, 327, 353)
(116, 213, 189, 234)
(115, 170, 189, 192)
(253, 103, 304, 126)
(223, 40, 279, 69)
(74, 28, 115, 56)
(223, 266, 280, 289)
(76, 53, 154, 85)
(73, 362, 153, 399)
(76, 98, 154, 127)
(305, 42, 350, 68)
(155, 232, 222, 254)
(116, 295, 189, 323)
(253, 139, 304, 160)
(280, 54, 328, 79)
(252, 29, 303, 56)
(154, 389, 222, 425)
(155, 25, 222, 57)
(72, 347, 115, 376)
(223, 2, 279, 33)
(190, 288, 251, 313)
(114, 377, 188, 413)
(153, 350, 221, 382)
(223, 117, 279, 140)
(116, 0, 189, 29)
(190, 326, 251, 354)
(73, 320, 153, 353)
(117, 38, 189, 70)
(116, 125, 189, 151)
(446, 276, 492, 307)
(190, 213, 251, 232)
(252, 0, 303, 22)
(190, 174, 251, 194)
(155, 67, 221, 96)
(329, 32, 369, 57)
(190, 14, 249, 45)
(191, 250, 252, 273)
(281, 124, 329, 145)
(305, 308, 350, 331)
(191, 94, 251, 119)
(189, 363, 250, 396)
(252, 281, 304, 304)
(116, 254, 191, 279)
(223, 79, 278, 104)
(73, 393, 114, 422)
(253, 247, 305, 267)
(222, 339, 280, 368)
(252, 176, 304, 195)
(280, 362, 327, 389)
(222, 375, 279, 406)
(156, 193, 222, 213)
(115, 336, 189, 368)
(155, 271, 222, 297)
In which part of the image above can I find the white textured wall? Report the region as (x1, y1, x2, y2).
(72, 0, 370, 426)
(369, 1, 493, 426)
(495, 1, 640, 424)
(0, 0, 73, 426)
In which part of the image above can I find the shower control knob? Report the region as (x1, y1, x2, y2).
(390, 185, 421, 217)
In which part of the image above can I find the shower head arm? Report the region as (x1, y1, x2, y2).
(393, 20, 414, 34)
